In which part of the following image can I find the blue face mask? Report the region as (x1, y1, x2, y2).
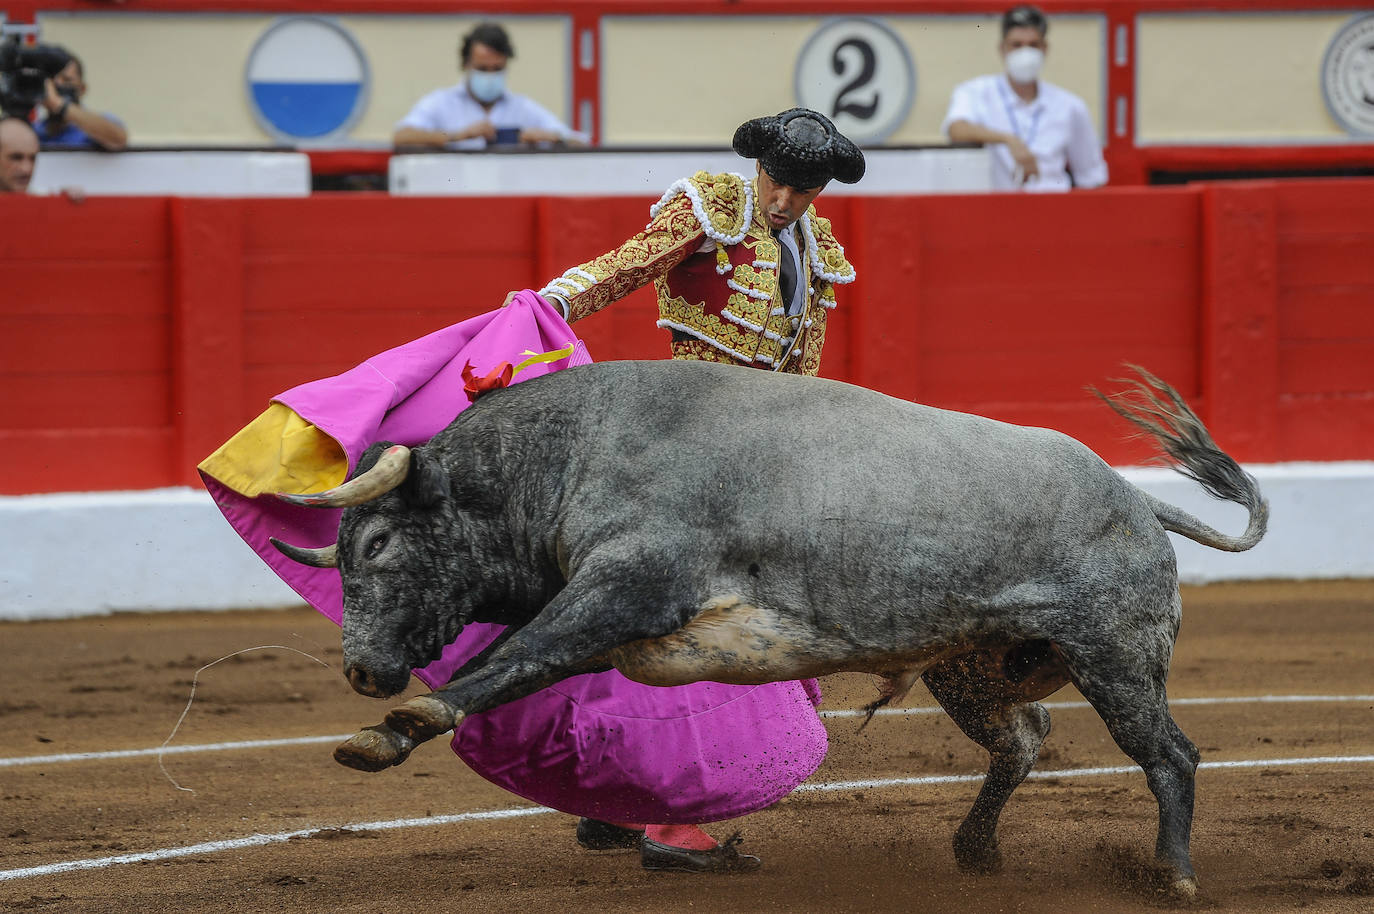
(467, 70, 506, 104)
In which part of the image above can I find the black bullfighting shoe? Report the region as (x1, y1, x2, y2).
(640, 833, 762, 874)
(576, 818, 644, 851)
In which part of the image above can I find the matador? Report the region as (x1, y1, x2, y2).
(519, 107, 865, 871)
(537, 107, 865, 377)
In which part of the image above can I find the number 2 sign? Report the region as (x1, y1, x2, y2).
(795, 18, 916, 145)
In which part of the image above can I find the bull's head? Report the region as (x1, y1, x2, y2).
(271, 442, 494, 699)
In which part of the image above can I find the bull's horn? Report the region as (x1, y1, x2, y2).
(275, 445, 412, 508)
(270, 538, 338, 568)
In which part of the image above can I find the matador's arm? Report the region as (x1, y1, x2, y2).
(538, 193, 706, 323)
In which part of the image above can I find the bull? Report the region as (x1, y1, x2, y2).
(273, 360, 1267, 897)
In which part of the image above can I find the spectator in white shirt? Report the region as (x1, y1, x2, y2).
(942, 5, 1107, 192)
(393, 22, 588, 150)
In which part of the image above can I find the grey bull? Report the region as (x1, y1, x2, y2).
(273, 360, 1267, 897)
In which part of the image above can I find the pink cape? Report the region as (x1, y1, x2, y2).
(200, 291, 827, 824)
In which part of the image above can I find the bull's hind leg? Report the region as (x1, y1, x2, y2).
(1061, 627, 1201, 899)
(922, 651, 1054, 874)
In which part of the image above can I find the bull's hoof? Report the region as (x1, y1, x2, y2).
(952, 831, 1002, 875)
(333, 724, 414, 772)
(384, 695, 462, 744)
(1169, 876, 1200, 902)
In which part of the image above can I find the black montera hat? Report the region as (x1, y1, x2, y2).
(732, 108, 866, 189)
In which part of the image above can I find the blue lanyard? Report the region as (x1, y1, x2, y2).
(999, 83, 1043, 148)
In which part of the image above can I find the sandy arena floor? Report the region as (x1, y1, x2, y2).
(1, 580, 1371, 913)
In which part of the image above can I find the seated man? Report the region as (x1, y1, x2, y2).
(393, 22, 587, 150)
(942, 5, 1105, 192)
(36, 47, 128, 151)
(0, 117, 38, 192)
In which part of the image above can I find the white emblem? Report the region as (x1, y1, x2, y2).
(794, 18, 916, 144)
(1321, 14, 1374, 137)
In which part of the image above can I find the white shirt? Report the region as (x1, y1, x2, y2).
(396, 82, 588, 149)
(942, 74, 1107, 192)
(776, 226, 805, 317)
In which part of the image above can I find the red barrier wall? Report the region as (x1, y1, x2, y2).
(3, 180, 1373, 495)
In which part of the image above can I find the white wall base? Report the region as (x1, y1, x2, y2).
(1125, 462, 1374, 583)
(2, 462, 1371, 621)
(1, 489, 300, 621)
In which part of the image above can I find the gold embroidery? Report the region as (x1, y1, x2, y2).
(668, 338, 741, 366)
(542, 172, 849, 378)
(659, 295, 784, 366)
(555, 193, 704, 322)
(802, 207, 855, 284)
(691, 172, 750, 240)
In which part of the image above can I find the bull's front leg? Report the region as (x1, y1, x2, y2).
(333, 626, 526, 771)
(335, 572, 689, 771)
(334, 723, 417, 772)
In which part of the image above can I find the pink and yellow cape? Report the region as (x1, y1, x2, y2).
(199, 291, 826, 824)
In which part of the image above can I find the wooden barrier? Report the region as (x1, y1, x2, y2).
(3, 179, 1372, 494)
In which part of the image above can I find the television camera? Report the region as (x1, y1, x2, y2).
(0, 26, 72, 119)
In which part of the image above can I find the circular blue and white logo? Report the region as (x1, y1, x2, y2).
(246, 16, 369, 143)
(1321, 14, 1374, 137)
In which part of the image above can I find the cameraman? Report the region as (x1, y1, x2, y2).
(36, 48, 126, 151)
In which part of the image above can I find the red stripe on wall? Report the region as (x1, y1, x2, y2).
(2, 180, 1373, 494)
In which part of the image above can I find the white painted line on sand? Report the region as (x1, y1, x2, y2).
(2, 753, 1372, 883)
(819, 693, 1374, 719)
(0, 807, 551, 882)
(1, 694, 1369, 769)
(0, 735, 354, 768)
(795, 753, 1374, 793)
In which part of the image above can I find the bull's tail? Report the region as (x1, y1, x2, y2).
(1094, 366, 1268, 553)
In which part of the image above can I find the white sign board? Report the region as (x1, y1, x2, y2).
(389, 147, 992, 196)
(30, 151, 312, 197)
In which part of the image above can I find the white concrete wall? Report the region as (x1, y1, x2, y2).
(1, 462, 1371, 621)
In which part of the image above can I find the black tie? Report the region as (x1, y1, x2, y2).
(775, 230, 799, 314)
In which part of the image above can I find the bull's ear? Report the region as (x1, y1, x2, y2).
(399, 446, 449, 509)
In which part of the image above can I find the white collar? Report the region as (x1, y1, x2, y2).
(999, 74, 1043, 109)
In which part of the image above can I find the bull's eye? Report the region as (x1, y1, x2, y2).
(366, 532, 389, 559)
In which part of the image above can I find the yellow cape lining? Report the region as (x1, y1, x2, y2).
(198, 403, 348, 497)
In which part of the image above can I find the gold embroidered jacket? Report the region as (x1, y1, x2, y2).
(538, 171, 856, 376)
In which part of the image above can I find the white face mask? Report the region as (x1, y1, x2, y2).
(1004, 46, 1045, 84)
(467, 70, 506, 104)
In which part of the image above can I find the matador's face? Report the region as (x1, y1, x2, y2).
(755, 164, 825, 232)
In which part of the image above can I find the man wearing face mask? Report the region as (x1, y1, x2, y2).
(393, 22, 587, 150)
(35, 48, 128, 151)
(942, 5, 1106, 192)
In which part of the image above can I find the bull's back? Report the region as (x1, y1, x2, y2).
(479, 361, 1155, 571)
